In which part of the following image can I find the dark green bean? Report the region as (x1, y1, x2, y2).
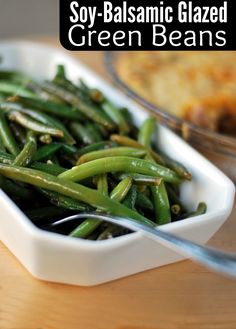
(13, 96, 85, 120)
(136, 192, 154, 211)
(42, 81, 115, 130)
(151, 180, 171, 225)
(38, 188, 92, 212)
(34, 144, 62, 162)
(69, 122, 99, 145)
(123, 185, 137, 210)
(13, 131, 37, 166)
(0, 111, 20, 155)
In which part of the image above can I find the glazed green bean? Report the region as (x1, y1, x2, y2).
(138, 117, 156, 148)
(151, 180, 171, 225)
(42, 81, 115, 130)
(8, 111, 64, 138)
(123, 185, 137, 210)
(110, 177, 133, 202)
(77, 147, 146, 165)
(13, 96, 85, 120)
(0, 175, 35, 201)
(0, 111, 20, 156)
(13, 131, 37, 166)
(111, 134, 166, 165)
(0, 150, 66, 175)
(97, 177, 134, 240)
(0, 81, 36, 98)
(136, 193, 154, 211)
(76, 141, 114, 157)
(117, 173, 162, 186)
(39, 188, 92, 212)
(59, 156, 181, 184)
(69, 174, 109, 238)
(0, 164, 155, 227)
(69, 122, 99, 145)
(101, 99, 129, 134)
(34, 144, 62, 161)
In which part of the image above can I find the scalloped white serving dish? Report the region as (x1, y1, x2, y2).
(0, 41, 235, 286)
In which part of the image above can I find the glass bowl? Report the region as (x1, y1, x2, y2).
(105, 51, 236, 182)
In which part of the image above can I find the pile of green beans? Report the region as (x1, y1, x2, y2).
(0, 65, 207, 240)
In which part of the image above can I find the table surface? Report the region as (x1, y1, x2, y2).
(1, 38, 236, 329)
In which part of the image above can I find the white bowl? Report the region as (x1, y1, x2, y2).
(0, 41, 235, 286)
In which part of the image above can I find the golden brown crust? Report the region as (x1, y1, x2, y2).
(117, 51, 236, 134)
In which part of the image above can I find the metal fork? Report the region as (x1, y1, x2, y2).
(51, 213, 236, 279)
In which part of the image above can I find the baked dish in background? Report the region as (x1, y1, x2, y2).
(117, 51, 236, 136)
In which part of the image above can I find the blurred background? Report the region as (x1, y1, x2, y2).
(0, 0, 58, 38)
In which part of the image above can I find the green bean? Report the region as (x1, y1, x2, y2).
(69, 122, 98, 145)
(59, 156, 181, 184)
(101, 100, 129, 134)
(34, 144, 62, 161)
(13, 131, 37, 167)
(151, 180, 171, 225)
(123, 185, 137, 210)
(76, 141, 114, 157)
(31, 162, 66, 176)
(62, 144, 78, 155)
(0, 70, 31, 84)
(0, 151, 66, 175)
(0, 111, 20, 155)
(164, 157, 192, 181)
(0, 164, 155, 227)
(38, 189, 92, 212)
(55, 64, 66, 80)
(0, 81, 37, 98)
(110, 177, 133, 202)
(0, 133, 6, 152)
(97, 174, 108, 196)
(136, 192, 154, 211)
(188, 202, 207, 218)
(138, 117, 156, 148)
(97, 177, 133, 240)
(111, 134, 166, 165)
(77, 147, 146, 165)
(117, 173, 162, 186)
(0, 175, 35, 201)
(42, 81, 115, 130)
(13, 96, 85, 120)
(9, 122, 26, 144)
(69, 174, 109, 238)
(166, 185, 187, 213)
(86, 123, 103, 142)
(8, 111, 64, 138)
